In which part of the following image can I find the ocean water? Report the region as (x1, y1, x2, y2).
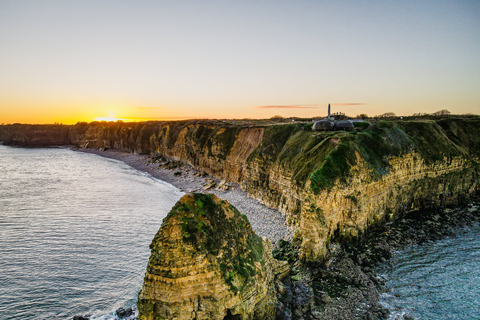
(0, 145, 184, 319)
(379, 221, 480, 320)
(2, 145, 480, 320)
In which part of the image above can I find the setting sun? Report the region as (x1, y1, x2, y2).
(94, 111, 126, 122)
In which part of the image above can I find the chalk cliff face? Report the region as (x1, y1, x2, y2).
(68, 121, 265, 182)
(1, 118, 479, 262)
(137, 193, 289, 320)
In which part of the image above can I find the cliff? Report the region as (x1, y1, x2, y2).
(1, 117, 479, 262)
(137, 193, 289, 320)
(0, 124, 71, 147)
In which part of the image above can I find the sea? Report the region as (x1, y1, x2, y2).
(378, 224, 480, 320)
(0, 145, 184, 319)
(1, 145, 480, 320)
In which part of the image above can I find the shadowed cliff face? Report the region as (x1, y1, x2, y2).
(137, 193, 289, 320)
(1, 118, 479, 262)
(0, 124, 71, 147)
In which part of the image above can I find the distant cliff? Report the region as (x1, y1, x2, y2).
(0, 124, 71, 147)
(1, 118, 479, 262)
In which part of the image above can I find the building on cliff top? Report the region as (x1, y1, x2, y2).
(312, 104, 355, 131)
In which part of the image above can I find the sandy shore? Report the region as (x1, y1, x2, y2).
(78, 148, 293, 245)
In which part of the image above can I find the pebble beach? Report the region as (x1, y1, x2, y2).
(79, 148, 294, 245)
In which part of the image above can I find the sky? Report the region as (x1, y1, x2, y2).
(0, 0, 479, 124)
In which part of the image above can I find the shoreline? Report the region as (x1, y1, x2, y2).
(4, 144, 479, 319)
(270, 194, 480, 320)
(77, 148, 294, 246)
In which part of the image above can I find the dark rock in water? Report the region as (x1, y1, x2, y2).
(73, 315, 89, 320)
(116, 307, 134, 318)
(116, 308, 126, 317)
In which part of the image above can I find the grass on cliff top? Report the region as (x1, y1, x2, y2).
(247, 123, 303, 160)
(394, 120, 466, 162)
(276, 130, 340, 188)
(309, 136, 358, 192)
(436, 118, 480, 157)
(307, 120, 474, 194)
(154, 193, 264, 292)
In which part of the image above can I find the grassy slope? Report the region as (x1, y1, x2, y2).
(245, 119, 480, 195)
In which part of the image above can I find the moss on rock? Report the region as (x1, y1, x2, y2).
(138, 193, 288, 320)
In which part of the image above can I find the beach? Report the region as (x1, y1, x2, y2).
(78, 148, 293, 246)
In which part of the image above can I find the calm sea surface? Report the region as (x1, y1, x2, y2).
(379, 223, 480, 320)
(0, 145, 184, 319)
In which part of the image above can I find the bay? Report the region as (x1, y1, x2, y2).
(0, 145, 184, 319)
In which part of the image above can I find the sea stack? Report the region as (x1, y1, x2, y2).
(137, 193, 289, 320)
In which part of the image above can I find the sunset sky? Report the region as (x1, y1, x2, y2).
(0, 1, 479, 124)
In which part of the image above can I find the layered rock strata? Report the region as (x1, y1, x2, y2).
(137, 193, 289, 320)
(2, 118, 479, 262)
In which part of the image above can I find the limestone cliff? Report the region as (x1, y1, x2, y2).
(242, 119, 480, 261)
(67, 120, 264, 182)
(1, 118, 479, 263)
(137, 193, 289, 320)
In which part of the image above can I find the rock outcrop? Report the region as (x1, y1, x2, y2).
(137, 193, 289, 320)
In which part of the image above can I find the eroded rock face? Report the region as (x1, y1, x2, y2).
(137, 193, 289, 320)
(0, 124, 71, 147)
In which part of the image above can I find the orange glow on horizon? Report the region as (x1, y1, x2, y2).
(93, 116, 127, 122)
(93, 111, 122, 122)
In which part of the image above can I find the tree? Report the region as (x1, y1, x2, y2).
(431, 109, 451, 116)
(356, 113, 368, 119)
(270, 115, 284, 120)
(378, 112, 396, 118)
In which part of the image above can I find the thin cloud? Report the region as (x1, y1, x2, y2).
(256, 105, 319, 109)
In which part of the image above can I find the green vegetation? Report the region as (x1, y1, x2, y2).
(436, 118, 480, 157)
(278, 131, 338, 188)
(213, 126, 242, 159)
(272, 239, 300, 264)
(302, 122, 314, 130)
(249, 123, 302, 159)
(352, 121, 370, 129)
(244, 119, 480, 195)
(175, 194, 264, 292)
(309, 137, 357, 192)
